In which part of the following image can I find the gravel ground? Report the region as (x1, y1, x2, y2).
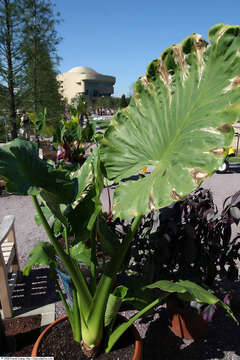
(2, 170, 240, 359)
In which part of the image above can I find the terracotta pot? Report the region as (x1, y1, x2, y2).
(32, 314, 142, 360)
(167, 300, 208, 340)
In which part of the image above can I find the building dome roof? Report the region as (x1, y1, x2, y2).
(57, 66, 116, 102)
(68, 66, 97, 74)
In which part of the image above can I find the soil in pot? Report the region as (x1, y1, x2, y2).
(37, 315, 139, 360)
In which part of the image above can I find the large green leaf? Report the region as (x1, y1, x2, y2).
(145, 280, 218, 304)
(40, 190, 68, 226)
(66, 189, 96, 240)
(144, 280, 237, 322)
(0, 139, 77, 204)
(35, 108, 49, 136)
(96, 216, 121, 258)
(22, 242, 57, 276)
(64, 119, 82, 142)
(70, 153, 93, 201)
(100, 24, 240, 219)
(69, 242, 91, 268)
(88, 148, 104, 230)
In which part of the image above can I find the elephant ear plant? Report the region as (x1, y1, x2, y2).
(101, 24, 240, 219)
(0, 23, 240, 358)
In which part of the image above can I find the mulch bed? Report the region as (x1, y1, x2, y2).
(3, 314, 41, 356)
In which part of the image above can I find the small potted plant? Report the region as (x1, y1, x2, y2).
(1, 23, 240, 358)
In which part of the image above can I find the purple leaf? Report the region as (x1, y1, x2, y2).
(223, 293, 232, 305)
(202, 304, 217, 322)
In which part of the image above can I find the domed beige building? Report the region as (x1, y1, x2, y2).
(57, 66, 116, 102)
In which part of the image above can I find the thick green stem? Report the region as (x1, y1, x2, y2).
(71, 287, 81, 342)
(96, 215, 142, 302)
(32, 195, 92, 314)
(63, 225, 69, 254)
(85, 215, 143, 346)
(90, 225, 97, 294)
(56, 279, 81, 342)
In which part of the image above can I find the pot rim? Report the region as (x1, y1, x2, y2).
(32, 314, 142, 360)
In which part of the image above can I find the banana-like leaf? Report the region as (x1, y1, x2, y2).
(145, 280, 218, 304)
(0, 139, 77, 204)
(100, 24, 240, 219)
(144, 279, 238, 323)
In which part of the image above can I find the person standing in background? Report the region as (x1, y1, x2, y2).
(20, 109, 30, 140)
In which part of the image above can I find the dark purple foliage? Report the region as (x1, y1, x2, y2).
(124, 188, 240, 288)
(201, 304, 217, 322)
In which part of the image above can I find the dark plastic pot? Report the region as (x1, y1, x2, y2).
(32, 314, 143, 359)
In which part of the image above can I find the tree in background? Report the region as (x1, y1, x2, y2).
(0, 84, 9, 141)
(21, 39, 64, 126)
(0, 0, 23, 139)
(120, 94, 129, 108)
(0, 0, 63, 140)
(95, 95, 111, 110)
(20, 0, 63, 123)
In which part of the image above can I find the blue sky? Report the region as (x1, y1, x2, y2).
(55, 0, 240, 97)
